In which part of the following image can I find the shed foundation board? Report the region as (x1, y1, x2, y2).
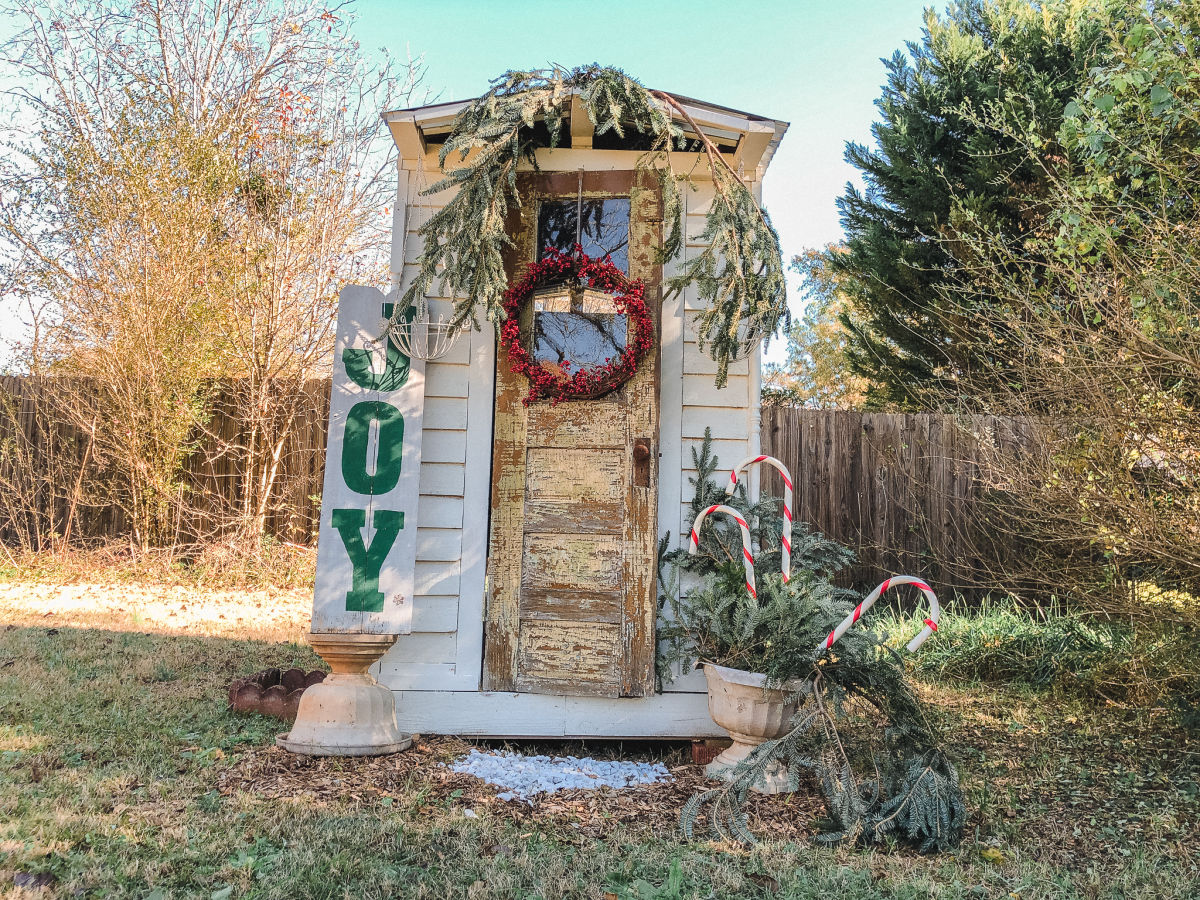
(393, 690, 722, 739)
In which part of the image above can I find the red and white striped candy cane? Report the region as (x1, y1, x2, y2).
(688, 504, 756, 599)
(817, 576, 940, 654)
(726, 455, 793, 582)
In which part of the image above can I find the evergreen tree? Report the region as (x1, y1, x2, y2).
(833, 0, 1116, 407)
(762, 247, 868, 409)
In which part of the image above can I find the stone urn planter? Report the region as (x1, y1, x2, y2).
(702, 662, 808, 794)
(276, 633, 412, 756)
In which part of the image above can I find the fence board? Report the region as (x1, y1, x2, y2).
(761, 406, 1010, 594)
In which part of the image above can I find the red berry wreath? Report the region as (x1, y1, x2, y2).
(500, 246, 654, 405)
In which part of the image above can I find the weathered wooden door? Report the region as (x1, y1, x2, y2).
(483, 170, 661, 698)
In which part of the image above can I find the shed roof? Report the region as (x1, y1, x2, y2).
(383, 87, 788, 178)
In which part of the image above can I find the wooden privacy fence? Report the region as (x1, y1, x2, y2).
(3, 374, 1015, 593)
(760, 406, 1022, 593)
(184, 380, 331, 543)
(0, 376, 330, 546)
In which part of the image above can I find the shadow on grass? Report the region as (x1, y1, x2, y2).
(1, 624, 1198, 900)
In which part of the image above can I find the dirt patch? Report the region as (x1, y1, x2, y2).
(0, 581, 310, 643)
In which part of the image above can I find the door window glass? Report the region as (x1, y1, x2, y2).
(530, 196, 632, 381)
(529, 288, 627, 374)
(537, 197, 630, 272)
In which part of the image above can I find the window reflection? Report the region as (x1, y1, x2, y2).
(530, 288, 627, 374)
(537, 198, 631, 273)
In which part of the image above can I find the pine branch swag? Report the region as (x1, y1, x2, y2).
(399, 65, 788, 387)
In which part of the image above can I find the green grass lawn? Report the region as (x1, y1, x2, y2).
(1, 619, 1197, 899)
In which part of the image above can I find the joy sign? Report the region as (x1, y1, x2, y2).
(311, 287, 424, 634)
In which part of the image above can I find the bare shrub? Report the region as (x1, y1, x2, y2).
(0, 0, 427, 553)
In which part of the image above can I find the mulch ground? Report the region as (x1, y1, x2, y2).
(216, 736, 827, 843)
(214, 691, 1200, 869)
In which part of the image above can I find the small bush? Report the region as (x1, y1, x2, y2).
(874, 598, 1200, 711)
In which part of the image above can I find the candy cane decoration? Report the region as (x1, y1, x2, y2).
(688, 504, 756, 599)
(818, 576, 940, 654)
(726, 455, 793, 581)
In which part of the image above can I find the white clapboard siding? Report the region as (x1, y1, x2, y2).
(417, 495, 464, 529)
(416, 527, 462, 562)
(421, 429, 467, 464)
(681, 285, 712, 312)
(686, 181, 716, 217)
(415, 560, 459, 597)
(400, 260, 448, 287)
(419, 461, 466, 496)
(683, 343, 751, 377)
(376, 177, 496, 693)
(428, 332, 475, 366)
(682, 373, 750, 406)
(682, 405, 747, 440)
(385, 631, 457, 665)
(658, 178, 761, 694)
(377, 662, 462, 691)
(389, 168, 410, 285)
(423, 397, 468, 429)
(410, 596, 459, 632)
(424, 361, 471, 399)
(679, 438, 752, 474)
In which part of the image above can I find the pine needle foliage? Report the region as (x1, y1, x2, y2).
(672, 161, 787, 387)
(671, 427, 854, 585)
(398, 65, 787, 386)
(661, 431, 967, 851)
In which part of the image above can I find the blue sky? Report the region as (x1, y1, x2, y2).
(355, 0, 934, 356)
(0, 0, 935, 363)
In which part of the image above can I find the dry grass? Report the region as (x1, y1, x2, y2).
(0, 544, 314, 644)
(0, 576, 1198, 899)
(0, 541, 317, 593)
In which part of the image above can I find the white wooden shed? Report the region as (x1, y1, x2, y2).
(346, 90, 787, 738)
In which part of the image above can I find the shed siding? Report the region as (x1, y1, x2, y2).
(676, 180, 759, 544)
(378, 184, 484, 690)
(661, 181, 762, 694)
(379, 166, 761, 713)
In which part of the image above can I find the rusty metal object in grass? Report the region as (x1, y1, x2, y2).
(690, 738, 732, 767)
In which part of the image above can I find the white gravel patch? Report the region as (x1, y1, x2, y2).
(448, 749, 672, 802)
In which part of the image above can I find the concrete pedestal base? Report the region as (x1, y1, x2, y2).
(705, 743, 793, 794)
(703, 663, 803, 795)
(277, 632, 412, 757)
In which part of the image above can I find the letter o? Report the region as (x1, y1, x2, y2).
(341, 400, 404, 495)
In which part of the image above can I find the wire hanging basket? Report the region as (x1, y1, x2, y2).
(384, 302, 470, 361)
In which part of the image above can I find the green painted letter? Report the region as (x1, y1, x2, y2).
(342, 302, 412, 391)
(331, 508, 404, 612)
(341, 400, 404, 496)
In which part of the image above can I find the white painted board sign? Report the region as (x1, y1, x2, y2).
(311, 286, 425, 634)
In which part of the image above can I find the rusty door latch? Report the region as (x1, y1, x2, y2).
(632, 437, 652, 488)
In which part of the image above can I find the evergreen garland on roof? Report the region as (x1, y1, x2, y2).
(398, 64, 787, 387)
